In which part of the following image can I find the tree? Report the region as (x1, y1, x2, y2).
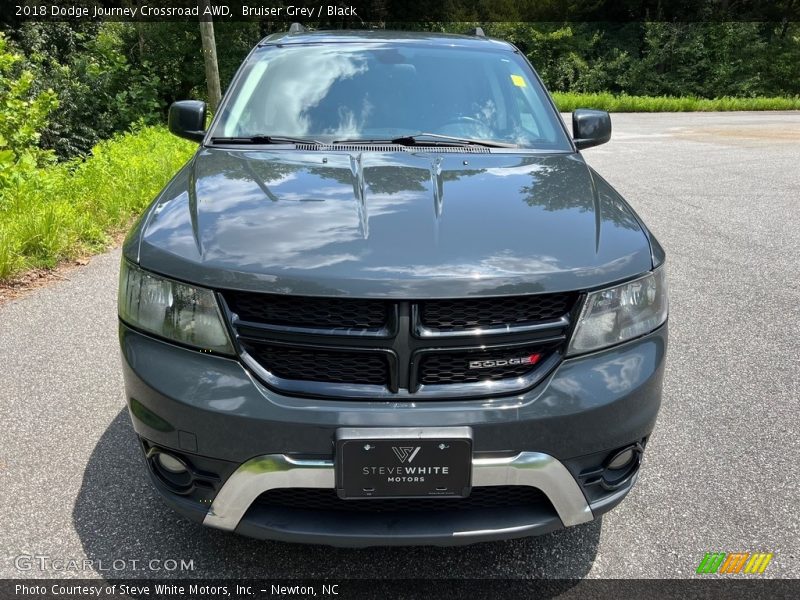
(199, 0, 222, 113)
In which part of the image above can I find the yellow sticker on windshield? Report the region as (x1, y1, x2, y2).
(510, 74, 526, 87)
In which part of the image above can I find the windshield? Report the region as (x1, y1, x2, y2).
(211, 43, 571, 150)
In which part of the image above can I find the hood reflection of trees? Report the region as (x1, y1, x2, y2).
(518, 157, 640, 230)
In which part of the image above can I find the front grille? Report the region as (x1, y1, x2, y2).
(241, 342, 390, 386)
(224, 292, 578, 399)
(226, 291, 389, 330)
(419, 293, 576, 333)
(418, 344, 552, 385)
(255, 486, 548, 513)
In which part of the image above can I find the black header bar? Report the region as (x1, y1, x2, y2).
(3, 0, 799, 24)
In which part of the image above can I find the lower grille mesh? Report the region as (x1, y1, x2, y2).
(256, 486, 548, 513)
(242, 343, 390, 386)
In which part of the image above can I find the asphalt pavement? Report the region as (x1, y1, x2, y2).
(1, 112, 798, 580)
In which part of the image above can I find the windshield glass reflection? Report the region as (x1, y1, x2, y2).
(213, 43, 570, 150)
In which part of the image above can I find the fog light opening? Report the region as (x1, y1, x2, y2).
(148, 448, 194, 493)
(607, 448, 635, 470)
(601, 443, 643, 490)
(157, 452, 188, 474)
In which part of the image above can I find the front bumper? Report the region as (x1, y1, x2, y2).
(204, 452, 611, 542)
(121, 321, 666, 546)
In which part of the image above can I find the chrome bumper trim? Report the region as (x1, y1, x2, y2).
(471, 453, 593, 527)
(203, 452, 594, 532)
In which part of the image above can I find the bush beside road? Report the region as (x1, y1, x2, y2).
(0, 127, 193, 281)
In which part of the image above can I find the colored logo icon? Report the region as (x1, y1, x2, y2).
(697, 552, 773, 574)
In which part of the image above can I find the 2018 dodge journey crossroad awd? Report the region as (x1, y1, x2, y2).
(118, 27, 668, 546)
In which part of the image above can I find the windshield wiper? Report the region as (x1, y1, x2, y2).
(393, 133, 518, 148)
(333, 133, 517, 148)
(209, 135, 323, 145)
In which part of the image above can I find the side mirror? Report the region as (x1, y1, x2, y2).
(168, 100, 207, 142)
(572, 109, 611, 150)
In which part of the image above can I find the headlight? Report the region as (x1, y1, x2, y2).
(567, 266, 668, 355)
(118, 261, 234, 354)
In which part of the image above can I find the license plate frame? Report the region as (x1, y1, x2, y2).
(335, 427, 473, 499)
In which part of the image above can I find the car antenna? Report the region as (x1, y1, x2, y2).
(468, 27, 485, 37)
(289, 22, 306, 34)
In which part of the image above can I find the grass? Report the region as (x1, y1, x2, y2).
(0, 126, 195, 281)
(552, 92, 800, 112)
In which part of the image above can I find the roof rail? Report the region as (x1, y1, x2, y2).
(468, 26, 486, 38)
(289, 22, 306, 34)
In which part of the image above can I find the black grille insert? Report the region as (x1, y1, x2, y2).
(226, 291, 390, 330)
(418, 344, 555, 386)
(255, 486, 548, 513)
(242, 342, 390, 386)
(225, 292, 577, 398)
(419, 293, 576, 332)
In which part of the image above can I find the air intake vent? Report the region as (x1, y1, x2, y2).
(241, 342, 391, 387)
(226, 291, 390, 330)
(256, 486, 549, 513)
(293, 143, 491, 153)
(418, 343, 557, 386)
(419, 293, 576, 333)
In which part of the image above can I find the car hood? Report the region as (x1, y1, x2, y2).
(132, 148, 653, 297)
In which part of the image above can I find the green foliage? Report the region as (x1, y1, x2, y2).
(480, 21, 800, 98)
(5, 20, 263, 160)
(552, 92, 800, 112)
(0, 126, 194, 280)
(0, 33, 58, 187)
(12, 22, 162, 159)
(127, 21, 261, 105)
(487, 24, 586, 90)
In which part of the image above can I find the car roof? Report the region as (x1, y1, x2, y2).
(258, 29, 515, 51)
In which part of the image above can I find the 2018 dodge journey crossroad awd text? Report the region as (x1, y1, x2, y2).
(118, 27, 668, 546)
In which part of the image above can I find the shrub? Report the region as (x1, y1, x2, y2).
(0, 125, 194, 280)
(13, 22, 162, 160)
(0, 33, 58, 188)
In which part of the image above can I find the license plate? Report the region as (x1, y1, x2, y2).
(336, 427, 472, 499)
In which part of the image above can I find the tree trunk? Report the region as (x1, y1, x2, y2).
(136, 22, 145, 60)
(199, 0, 222, 113)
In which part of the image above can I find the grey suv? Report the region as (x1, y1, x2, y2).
(118, 27, 668, 546)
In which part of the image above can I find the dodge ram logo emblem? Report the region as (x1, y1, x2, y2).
(392, 446, 421, 463)
(469, 353, 542, 370)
